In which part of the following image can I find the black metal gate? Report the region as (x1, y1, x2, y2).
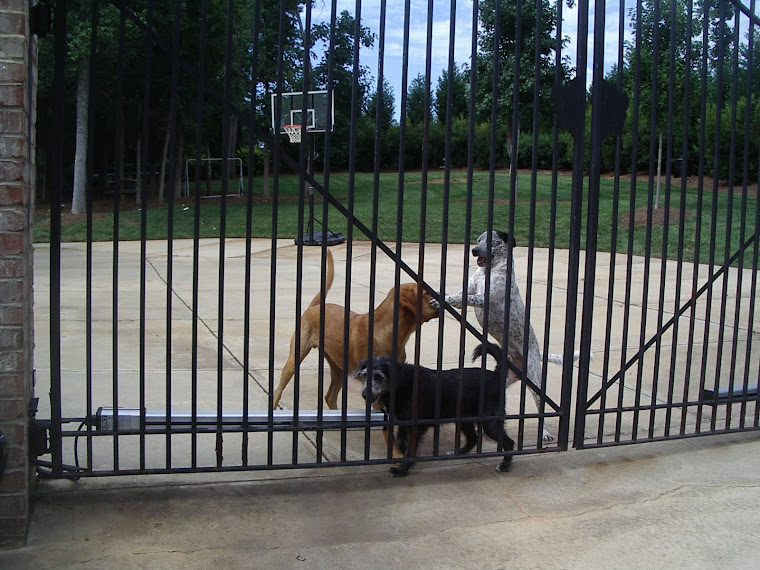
(33, 0, 760, 478)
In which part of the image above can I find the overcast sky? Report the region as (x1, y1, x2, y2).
(308, 0, 634, 121)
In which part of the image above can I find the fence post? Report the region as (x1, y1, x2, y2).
(0, 0, 37, 548)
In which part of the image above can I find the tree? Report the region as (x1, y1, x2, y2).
(65, 3, 122, 214)
(365, 77, 395, 130)
(311, 10, 375, 169)
(475, 0, 570, 132)
(433, 63, 469, 123)
(406, 73, 432, 125)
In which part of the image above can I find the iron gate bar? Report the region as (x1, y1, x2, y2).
(85, 0, 100, 474)
(546, 0, 567, 445)
(316, 0, 338, 463)
(664, 0, 693, 440)
(721, 11, 742, 432)
(191, 0, 209, 470)
(432, 0, 457, 457)
(701, 0, 727, 436)
(597, 0, 626, 445)
(242, 0, 262, 468)
(685, 0, 710, 436)
(267, 0, 288, 467)
(529, 0, 550, 449)
(110, 0, 126, 472)
(561, 0, 590, 448)
(740, 0, 759, 430)
(572, 0, 607, 449)
(139, 0, 155, 471)
(48, 0, 67, 479)
(650, 0, 678, 442)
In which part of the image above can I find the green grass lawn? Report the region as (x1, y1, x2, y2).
(35, 170, 757, 266)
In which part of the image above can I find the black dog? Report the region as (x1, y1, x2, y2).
(356, 342, 514, 477)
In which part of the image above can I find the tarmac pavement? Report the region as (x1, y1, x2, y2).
(2, 237, 759, 568)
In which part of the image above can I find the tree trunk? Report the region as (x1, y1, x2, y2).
(505, 118, 520, 201)
(159, 125, 170, 204)
(71, 67, 89, 214)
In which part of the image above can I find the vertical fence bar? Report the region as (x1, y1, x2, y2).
(139, 0, 154, 471)
(433, 0, 457, 456)
(615, 0, 643, 443)
(267, 0, 288, 466)
(111, 7, 127, 471)
(546, 0, 564, 444)
(508, 0, 525, 452)
(449, 0, 478, 456)
(413, 0, 433, 459)
(191, 0, 209, 470)
(573, 0, 605, 449)
(85, 0, 100, 473)
(598, 0, 627, 445)
(666, 0, 697, 435)
(318, 0, 339, 461)
(48, 0, 67, 478)
(164, 0, 182, 469)
(669, 0, 695, 438)
(242, 0, 263, 467)
(719, 10, 741, 430)
(703, 1, 727, 434)
(367, 0, 388, 460)
(388, 0, 412, 460)
(340, 0, 363, 462)
(686, 0, 710, 435)
(650, 0, 679, 440)
(563, 0, 589, 449)
(529, 0, 547, 449)
(739, 0, 757, 429)
(214, 0, 235, 469)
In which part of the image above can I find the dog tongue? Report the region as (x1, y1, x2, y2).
(477, 256, 486, 267)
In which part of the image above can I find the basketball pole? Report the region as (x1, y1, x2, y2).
(297, 129, 344, 247)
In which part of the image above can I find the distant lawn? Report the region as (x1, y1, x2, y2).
(34, 170, 757, 266)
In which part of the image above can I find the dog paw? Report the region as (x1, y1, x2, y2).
(542, 429, 555, 442)
(389, 467, 408, 477)
(496, 459, 512, 472)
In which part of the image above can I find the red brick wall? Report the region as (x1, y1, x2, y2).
(0, 0, 35, 548)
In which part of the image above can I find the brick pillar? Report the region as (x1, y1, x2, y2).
(0, 0, 36, 548)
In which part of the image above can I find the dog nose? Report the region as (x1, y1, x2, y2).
(361, 387, 368, 400)
(471, 247, 478, 256)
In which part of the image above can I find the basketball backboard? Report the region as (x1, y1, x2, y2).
(271, 90, 334, 135)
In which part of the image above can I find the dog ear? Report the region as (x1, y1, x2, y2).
(354, 359, 368, 378)
(399, 287, 417, 314)
(496, 229, 515, 248)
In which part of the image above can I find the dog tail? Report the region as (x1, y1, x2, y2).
(540, 350, 593, 365)
(471, 342, 504, 370)
(309, 249, 335, 308)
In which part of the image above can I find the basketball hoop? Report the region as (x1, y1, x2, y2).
(283, 124, 304, 143)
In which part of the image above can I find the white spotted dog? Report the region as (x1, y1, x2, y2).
(431, 230, 583, 442)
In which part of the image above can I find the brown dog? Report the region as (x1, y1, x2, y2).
(272, 249, 439, 411)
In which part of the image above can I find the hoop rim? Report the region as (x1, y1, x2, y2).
(283, 123, 311, 143)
